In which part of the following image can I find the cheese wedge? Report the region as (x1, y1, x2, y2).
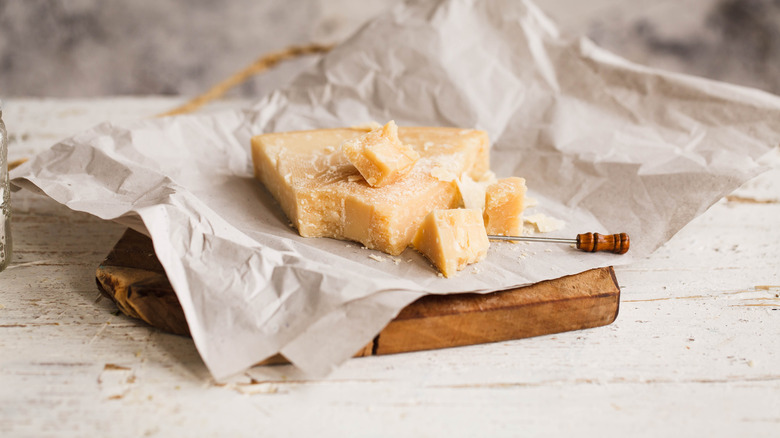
(341, 121, 420, 187)
(484, 177, 527, 236)
(412, 209, 489, 277)
(251, 126, 490, 255)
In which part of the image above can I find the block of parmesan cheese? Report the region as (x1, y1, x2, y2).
(411, 209, 489, 277)
(483, 177, 527, 236)
(341, 120, 420, 187)
(251, 126, 490, 255)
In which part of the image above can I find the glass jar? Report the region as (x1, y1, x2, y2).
(0, 100, 10, 271)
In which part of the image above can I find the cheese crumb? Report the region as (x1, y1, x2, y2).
(368, 254, 385, 262)
(431, 167, 457, 182)
(524, 213, 565, 233)
(456, 172, 498, 210)
(341, 121, 420, 187)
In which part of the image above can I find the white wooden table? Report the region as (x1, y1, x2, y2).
(1, 98, 778, 437)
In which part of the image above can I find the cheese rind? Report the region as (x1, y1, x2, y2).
(251, 126, 490, 256)
(484, 177, 527, 236)
(341, 121, 420, 187)
(412, 209, 489, 277)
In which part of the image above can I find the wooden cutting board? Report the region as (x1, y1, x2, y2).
(96, 229, 620, 362)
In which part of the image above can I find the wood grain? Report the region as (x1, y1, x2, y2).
(576, 232, 630, 254)
(376, 267, 619, 355)
(96, 229, 620, 358)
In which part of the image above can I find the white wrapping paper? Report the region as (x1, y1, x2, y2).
(11, 0, 780, 378)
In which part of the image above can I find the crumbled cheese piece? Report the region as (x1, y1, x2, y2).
(483, 177, 526, 236)
(456, 175, 484, 210)
(524, 213, 566, 233)
(368, 254, 385, 262)
(412, 209, 489, 277)
(341, 121, 420, 187)
(456, 171, 497, 210)
(431, 167, 457, 182)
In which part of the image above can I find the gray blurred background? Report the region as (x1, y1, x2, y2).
(1, 0, 779, 98)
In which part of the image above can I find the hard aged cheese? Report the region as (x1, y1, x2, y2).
(455, 172, 497, 211)
(251, 126, 490, 255)
(341, 120, 420, 187)
(484, 177, 527, 236)
(411, 209, 490, 277)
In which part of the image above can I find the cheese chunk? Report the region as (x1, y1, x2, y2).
(412, 209, 489, 277)
(524, 213, 565, 233)
(341, 121, 420, 187)
(456, 171, 497, 210)
(484, 177, 527, 236)
(251, 126, 490, 255)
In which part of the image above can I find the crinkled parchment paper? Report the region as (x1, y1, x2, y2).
(11, 0, 780, 378)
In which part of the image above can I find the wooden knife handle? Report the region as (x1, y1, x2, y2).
(576, 232, 630, 254)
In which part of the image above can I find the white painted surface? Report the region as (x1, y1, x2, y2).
(0, 98, 778, 437)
